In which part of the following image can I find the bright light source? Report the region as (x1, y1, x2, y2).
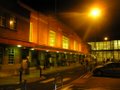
(56, 51, 59, 53)
(89, 8, 101, 18)
(17, 45, 22, 47)
(30, 48, 34, 50)
(10, 20, 13, 25)
(104, 37, 108, 41)
(46, 50, 49, 52)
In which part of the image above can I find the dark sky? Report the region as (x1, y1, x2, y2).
(21, 0, 120, 41)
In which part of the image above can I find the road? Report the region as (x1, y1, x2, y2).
(27, 66, 85, 90)
(61, 72, 120, 90)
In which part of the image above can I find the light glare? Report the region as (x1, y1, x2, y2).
(89, 8, 101, 18)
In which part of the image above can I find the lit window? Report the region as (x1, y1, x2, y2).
(9, 17, 16, 30)
(49, 30, 56, 46)
(118, 40, 120, 49)
(114, 40, 118, 49)
(29, 22, 33, 42)
(62, 36, 69, 49)
(74, 40, 78, 50)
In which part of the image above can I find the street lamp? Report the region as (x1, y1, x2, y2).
(104, 37, 108, 41)
(89, 8, 101, 19)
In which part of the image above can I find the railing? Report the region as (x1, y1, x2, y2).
(54, 73, 63, 90)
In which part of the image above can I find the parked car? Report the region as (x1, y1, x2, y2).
(92, 62, 120, 77)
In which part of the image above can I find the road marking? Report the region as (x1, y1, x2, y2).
(80, 72, 92, 79)
(63, 78, 71, 82)
(60, 84, 73, 90)
(41, 77, 71, 83)
(41, 78, 54, 83)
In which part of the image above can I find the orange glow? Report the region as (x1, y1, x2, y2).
(10, 20, 13, 25)
(17, 45, 22, 47)
(89, 8, 101, 18)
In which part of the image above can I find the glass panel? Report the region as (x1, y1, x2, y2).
(114, 40, 118, 49)
(118, 40, 120, 49)
(114, 51, 118, 60)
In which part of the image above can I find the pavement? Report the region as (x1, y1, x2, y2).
(0, 63, 82, 86)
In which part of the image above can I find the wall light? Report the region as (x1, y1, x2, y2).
(17, 45, 22, 47)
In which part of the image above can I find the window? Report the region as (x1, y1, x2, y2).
(62, 36, 69, 49)
(8, 48, 15, 64)
(0, 47, 3, 64)
(0, 14, 6, 27)
(118, 40, 120, 49)
(0, 10, 17, 30)
(74, 40, 78, 50)
(6, 16, 16, 30)
(114, 40, 118, 49)
(29, 22, 33, 42)
(49, 30, 56, 46)
(9, 17, 16, 30)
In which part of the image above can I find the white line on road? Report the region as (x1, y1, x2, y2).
(41, 78, 54, 83)
(41, 77, 71, 83)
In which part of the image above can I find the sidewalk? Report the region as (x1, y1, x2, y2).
(0, 63, 81, 86)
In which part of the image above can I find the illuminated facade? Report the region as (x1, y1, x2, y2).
(0, 1, 90, 75)
(88, 40, 120, 63)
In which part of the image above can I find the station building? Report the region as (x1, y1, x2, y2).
(0, 0, 90, 74)
(88, 40, 120, 63)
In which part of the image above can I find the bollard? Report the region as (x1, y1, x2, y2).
(54, 84, 57, 90)
(40, 67, 42, 77)
(23, 80, 27, 90)
(54, 73, 63, 90)
(19, 68, 23, 83)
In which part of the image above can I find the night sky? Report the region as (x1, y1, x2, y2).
(21, 0, 120, 41)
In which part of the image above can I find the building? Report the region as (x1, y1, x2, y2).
(88, 40, 120, 64)
(0, 0, 90, 75)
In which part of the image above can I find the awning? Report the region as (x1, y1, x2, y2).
(0, 37, 36, 47)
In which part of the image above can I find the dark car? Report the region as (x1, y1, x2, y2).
(92, 62, 120, 77)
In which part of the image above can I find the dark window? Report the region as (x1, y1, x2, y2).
(8, 48, 15, 64)
(0, 48, 3, 64)
(0, 13, 6, 27)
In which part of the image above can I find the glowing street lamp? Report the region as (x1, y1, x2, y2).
(89, 8, 101, 19)
(104, 37, 108, 41)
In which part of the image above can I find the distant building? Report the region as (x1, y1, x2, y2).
(88, 40, 120, 63)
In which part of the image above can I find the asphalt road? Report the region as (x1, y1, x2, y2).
(0, 66, 86, 90)
(61, 72, 120, 90)
(27, 66, 85, 90)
